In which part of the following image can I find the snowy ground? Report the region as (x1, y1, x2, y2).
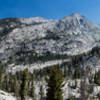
(0, 90, 16, 100)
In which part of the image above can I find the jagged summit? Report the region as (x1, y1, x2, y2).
(70, 13, 85, 17)
(62, 13, 85, 19)
(56, 13, 92, 33)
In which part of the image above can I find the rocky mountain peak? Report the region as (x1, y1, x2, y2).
(56, 13, 92, 33)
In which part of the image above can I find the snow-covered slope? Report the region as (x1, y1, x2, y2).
(7, 59, 69, 73)
(0, 90, 16, 100)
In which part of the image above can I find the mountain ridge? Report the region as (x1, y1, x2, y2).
(0, 13, 100, 66)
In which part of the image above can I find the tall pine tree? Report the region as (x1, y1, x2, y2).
(30, 81, 35, 100)
(46, 66, 64, 100)
(0, 70, 3, 89)
(20, 69, 30, 100)
(39, 85, 44, 100)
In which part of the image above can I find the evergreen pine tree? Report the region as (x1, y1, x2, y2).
(39, 85, 44, 100)
(5, 75, 9, 92)
(46, 66, 64, 100)
(0, 70, 3, 89)
(20, 69, 30, 100)
(30, 81, 35, 100)
(94, 70, 100, 85)
(14, 77, 19, 98)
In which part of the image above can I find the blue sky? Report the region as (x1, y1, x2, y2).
(0, 0, 100, 23)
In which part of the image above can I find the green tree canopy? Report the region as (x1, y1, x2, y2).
(46, 66, 64, 100)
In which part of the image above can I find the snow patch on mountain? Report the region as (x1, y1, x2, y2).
(19, 17, 49, 24)
(7, 59, 69, 73)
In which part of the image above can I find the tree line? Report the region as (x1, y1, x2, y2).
(0, 66, 64, 100)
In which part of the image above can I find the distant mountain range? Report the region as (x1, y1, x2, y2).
(0, 13, 100, 71)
